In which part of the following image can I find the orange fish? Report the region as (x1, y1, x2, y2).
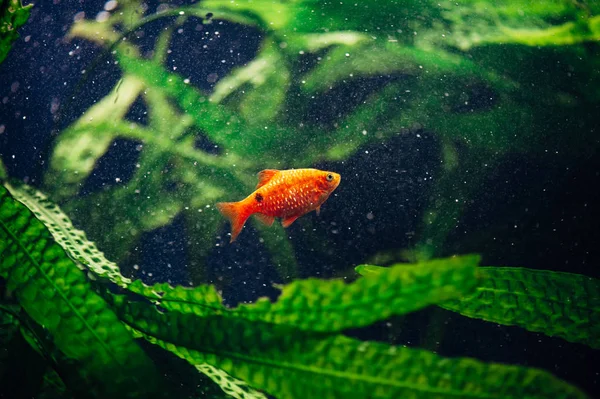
(216, 168, 341, 242)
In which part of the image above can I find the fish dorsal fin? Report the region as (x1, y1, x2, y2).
(256, 169, 280, 189)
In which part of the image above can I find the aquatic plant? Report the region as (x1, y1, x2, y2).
(39, 0, 600, 281)
(0, 0, 31, 63)
(1, 1, 599, 398)
(1, 181, 597, 398)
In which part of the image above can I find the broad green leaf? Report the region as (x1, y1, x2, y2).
(127, 279, 224, 315)
(4, 182, 133, 288)
(0, 0, 32, 64)
(232, 254, 479, 331)
(125, 255, 477, 332)
(117, 298, 587, 399)
(0, 185, 160, 398)
(2, 182, 227, 314)
(212, 38, 290, 125)
(439, 267, 600, 349)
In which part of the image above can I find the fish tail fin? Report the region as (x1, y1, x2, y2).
(216, 201, 252, 243)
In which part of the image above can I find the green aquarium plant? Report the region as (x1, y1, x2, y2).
(1, 181, 597, 398)
(39, 0, 600, 282)
(0, 0, 31, 63)
(1, 1, 599, 398)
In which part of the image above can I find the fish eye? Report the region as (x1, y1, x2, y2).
(326, 173, 334, 181)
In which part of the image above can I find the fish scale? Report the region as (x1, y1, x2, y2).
(216, 168, 341, 242)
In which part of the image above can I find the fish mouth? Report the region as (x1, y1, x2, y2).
(332, 173, 341, 190)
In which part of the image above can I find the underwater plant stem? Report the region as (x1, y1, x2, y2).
(416, 143, 496, 261)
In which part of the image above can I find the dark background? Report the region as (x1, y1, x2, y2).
(1, 1, 599, 397)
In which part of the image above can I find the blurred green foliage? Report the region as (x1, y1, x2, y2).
(38, 0, 600, 281)
(1, 182, 596, 398)
(0, 0, 31, 63)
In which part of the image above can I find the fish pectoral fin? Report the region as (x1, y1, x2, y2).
(281, 215, 300, 228)
(254, 213, 275, 226)
(316, 206, 321, 216)
(256, 169, 280, 189)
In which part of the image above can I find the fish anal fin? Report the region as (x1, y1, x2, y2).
(316, 205, 321, 216)
(282, 214, 300, 228)
(256, 169, 280, 189)
(254, 213, 274, 226)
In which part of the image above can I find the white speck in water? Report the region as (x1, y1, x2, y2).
(184, 78, 190, 84)
(345, 53, 350, 57)
(366, 212, 374, 220)
(133, 264, 139, 270)
(362, 130, 367, 135)
(115, 177, 121, 183)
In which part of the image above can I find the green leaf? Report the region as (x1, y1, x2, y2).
(439, 267, 600, 349)
(430, 1, 600, 50)
(121, 254, 477, 332)
(4, 182, 133, 288)
(232, 254, 479, 331)
(115, 51, 249, 151)
(3, 182, 227, 316)
(0, 0, 32, 64)
(212, 38, 290, 125)
(0, 157, 6, 180)
(117, 298, 587, 399)
(195, 364, 268, 399)
(45, 75, 145, 199)
(0, 184, 160, 398)
(301, 40, 514, 94)
(283, 31, 369, 54)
